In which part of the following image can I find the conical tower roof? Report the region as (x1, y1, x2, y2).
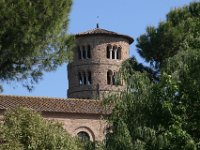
(76, 27, 134, 44)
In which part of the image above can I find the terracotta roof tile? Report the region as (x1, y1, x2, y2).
(76, 28, 134, 44)
(0, 95, 112, 115)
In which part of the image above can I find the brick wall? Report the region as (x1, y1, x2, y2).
(43, 112, 107, 141)
(0, 111, 108, 142)
(68, 35, 130, 99)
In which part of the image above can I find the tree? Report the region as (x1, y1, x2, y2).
(106, 51, 200, 150)
(105, 2, 200, 150)
(0, 107, 81, 150)
(136, 2, 200, 75)
(0, 0, 73, 92)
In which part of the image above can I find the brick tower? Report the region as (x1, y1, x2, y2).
(67, 26, 133, 99)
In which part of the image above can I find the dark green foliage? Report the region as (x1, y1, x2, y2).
(0, 0, 73, 91)
(106, 51, 200, 149)
(137, 2, 200, 71)
(164, 48, 200, 144)
(106, 119, 133, 150)
(121, 57, 159, 82)
(77, 140, 105, 150)
(105, 2, 200, 150)
(80, 140, 95, 150)
(0, 107, 81, 150)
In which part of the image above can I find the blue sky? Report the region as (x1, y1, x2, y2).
(3, 0, 193, 98)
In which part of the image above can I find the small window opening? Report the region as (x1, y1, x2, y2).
(112, 50, 115, 59)
(107, 45, 111, 59)
(88, 71, 92, 85)
(78, 47, 81, 59)
(107, 70, 112, 85)
(87, 45, 91, 58)
(83, 72, 87, 85)
(77, 131, 90, 141)
(117, 47, 121, 59)
(82, 46, 86, 59)
(112, 74, 116, 85)
(78, 72, 82, 85)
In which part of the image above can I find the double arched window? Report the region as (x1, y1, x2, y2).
(107, 70, 116, 85)
(106, 45, 121, 59)
(107, 70, 121, 85)
(78, 45, 91, 59)
(78, 71, 92, 85)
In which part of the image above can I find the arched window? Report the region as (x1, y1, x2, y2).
(78, 72, 82, 85)
(117, 47, 121, 59)
(82, 46, 86, 59)
(82, 72, 87, 85)
(106, 45, 122, 60)
(107, 45, 112, 59)
(78, 71, 93, 85)
(77, 131, 90, 141)
(78, 46, 81, 59)
(77, 45, 92, 60)
(112, 72, 116, 85)
(87, 71, 92, 85)
(107, 70, 122, 85)
(112, 50, 115, 59)
(87, 45, 91, 59)
(107, 70, 112, 85)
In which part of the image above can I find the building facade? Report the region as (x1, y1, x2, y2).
(0, 95, 111, 141)
(0, 27, 133, 142)
(68, 26, 133, 99)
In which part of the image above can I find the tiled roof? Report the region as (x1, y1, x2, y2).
(76, 28, 134, 44)
(0, 95, 112, 115)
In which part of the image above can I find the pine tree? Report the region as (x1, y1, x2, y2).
(0, 0, 73, 91)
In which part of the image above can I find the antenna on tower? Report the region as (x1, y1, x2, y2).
(96, 16, 99, 28)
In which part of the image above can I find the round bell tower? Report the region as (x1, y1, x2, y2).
(67, 26, 133, 99)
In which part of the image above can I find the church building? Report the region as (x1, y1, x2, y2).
(0, 26, 133, 142)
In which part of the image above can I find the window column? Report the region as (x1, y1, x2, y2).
(114, 48, 117, 59)
(109, 48, 112, 59)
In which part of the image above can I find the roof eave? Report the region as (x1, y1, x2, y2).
(75, 33, 134, 44)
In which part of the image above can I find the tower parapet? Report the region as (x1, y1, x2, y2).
(68, 28, 133, 99)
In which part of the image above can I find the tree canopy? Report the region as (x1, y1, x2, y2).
(0, 0, 73, 92)
(136, 1, 200, 72)
(105, 2, 200, 150)
(0, 107, 81, 150)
